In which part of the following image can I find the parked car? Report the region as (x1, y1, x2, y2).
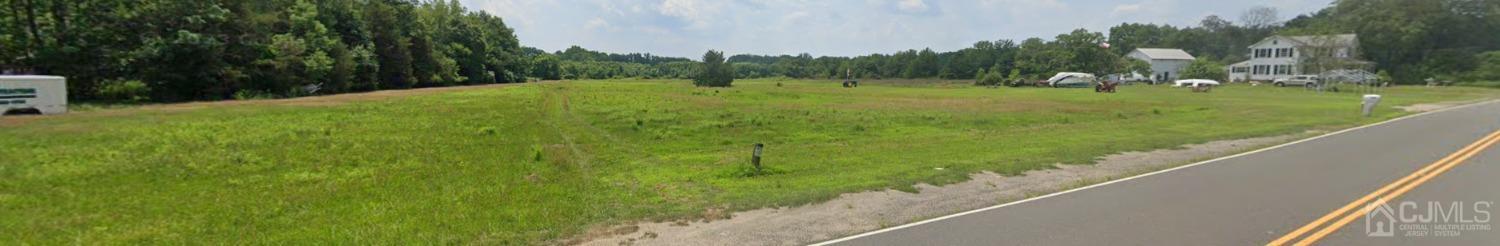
(1172, 79, 1221, 87)
(1274, 75, 1320, 87)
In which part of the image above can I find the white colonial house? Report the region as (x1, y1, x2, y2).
(1228, 34, 1372, 82)
(1126, 48, 1195, 83)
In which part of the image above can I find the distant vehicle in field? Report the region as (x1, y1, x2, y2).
(1273, 75, 1320, 87)
(841, 68, 859, 88)
(0, 75, 68, 115)
(1120, 72, 1152, 84)
(1173, 79, 1221, 87)
(1095, 80, 1119, 93)
(1047, 72, 1096, 88)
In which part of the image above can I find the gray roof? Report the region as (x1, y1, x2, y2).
(0, 75, 66, 80)
(1132, 48, 1196, 60)
(1281, 34, 1358, 47)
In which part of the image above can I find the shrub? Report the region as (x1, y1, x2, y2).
(978, 69, 1006, 86)
(95, 79, 152, 102)
(973, 69, 986, 85)
(693, 50, 735, 87)
(1460, 51, 1500, 82)
(1179, 59, 1227, 81)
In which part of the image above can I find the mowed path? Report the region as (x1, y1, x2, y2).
(822, 100, 1500, 245)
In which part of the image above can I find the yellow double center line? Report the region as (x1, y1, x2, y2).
(1268, 129, 1500, 246)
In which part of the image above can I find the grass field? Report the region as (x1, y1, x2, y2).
(1, 79, 1494, 244)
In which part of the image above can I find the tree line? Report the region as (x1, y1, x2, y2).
(2, 0, 530, 102)
(556, 0, 1499, 84)
(549, 31, 1149, 83)
(541, 10, 1280, 83)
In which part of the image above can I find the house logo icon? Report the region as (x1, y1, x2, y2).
(1366, 201, 1397, 237)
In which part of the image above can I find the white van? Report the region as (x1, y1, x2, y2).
(0, 75, 68, 115)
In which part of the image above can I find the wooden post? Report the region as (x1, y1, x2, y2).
(752, 143, 764, 174)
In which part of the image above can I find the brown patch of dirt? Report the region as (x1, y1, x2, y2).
(556, 224, 643, 246)
(573, 133, 1312, 246)
(0, 116, 40, 127)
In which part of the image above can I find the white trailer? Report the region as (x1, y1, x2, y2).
(0, 75, 68, 115)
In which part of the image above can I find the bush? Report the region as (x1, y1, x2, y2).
(95, 79, 152, 102)
(1461, 51, 1500, 82)
(1179, 59, 1227, 81)
(978, 69, 1005, 86)
(693, 50, 735, 87)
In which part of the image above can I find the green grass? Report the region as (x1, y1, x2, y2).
(1, 79, 1494, 244)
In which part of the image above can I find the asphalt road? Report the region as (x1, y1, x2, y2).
(821, 100, 1500, 246)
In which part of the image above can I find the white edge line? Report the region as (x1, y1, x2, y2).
(809, 99, 1500, 246)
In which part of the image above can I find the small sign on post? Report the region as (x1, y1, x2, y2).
(752, 143, 764, 174)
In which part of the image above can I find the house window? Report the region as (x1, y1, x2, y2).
(1232, 66, 1249, 73)
(1276, 48, 1293, 58)
(1253, 65, 1271, 75)
(1274, 65, 1294, 75)
(1254, 49, 1273, 58)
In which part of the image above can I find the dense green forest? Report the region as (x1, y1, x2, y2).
(3, 0, 1498, 102)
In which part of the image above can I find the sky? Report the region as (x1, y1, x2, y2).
(459, 0, 1334, 58)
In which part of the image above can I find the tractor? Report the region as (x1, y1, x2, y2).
(842, 69, 859, 88)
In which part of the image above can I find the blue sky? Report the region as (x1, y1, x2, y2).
(460, 0, 1334, 58)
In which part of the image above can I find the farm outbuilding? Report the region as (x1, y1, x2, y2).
(1126, 48, 1196, 83)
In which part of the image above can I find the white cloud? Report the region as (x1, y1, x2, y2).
(896, 0, 929, 12)
(780, 11, 812, 25)
(1112, 4, 1143, 16)
(584, 18, 610, 30)
(658, 0, 717, 29)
